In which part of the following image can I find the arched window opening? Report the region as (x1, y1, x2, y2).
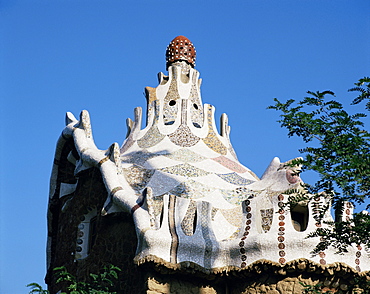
(290, 203, 308, 232)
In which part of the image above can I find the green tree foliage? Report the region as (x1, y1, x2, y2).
(349, 77, 370, 111)
(27, 264, 121, 294)
(27, 283, 50, 294)
(299, 282, 333, 294)
(269, 78, 370, 254)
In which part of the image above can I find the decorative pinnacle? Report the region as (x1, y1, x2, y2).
(166, 36, 196, 70)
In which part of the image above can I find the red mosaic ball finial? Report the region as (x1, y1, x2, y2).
(166, 35, 196, 69)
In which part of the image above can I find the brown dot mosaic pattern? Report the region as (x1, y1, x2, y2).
(166, 35, 196, 69)
(240, 199, 253, 268)
(277, 194, 286, 264)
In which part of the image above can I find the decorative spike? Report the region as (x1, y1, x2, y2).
(157, 72, 168, 85)
(157, 72, 162, 84)
(65, 112, 77, 126)
(100, 143, 122, 174)
(134, 107, 142, 131)
(198, 78, 202, 88)
(145, 86, 157, 104)
(220, 113, 229, 137)
(79, 110, 92, 138)
(108, 143, 120, 166)
(125, 118, 133, 138)
(261, 157, 281, 180)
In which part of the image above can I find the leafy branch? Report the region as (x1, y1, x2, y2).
(349, 77, 370, 111)
(269, 77, 370, 253)
(27, 264, 121, 294)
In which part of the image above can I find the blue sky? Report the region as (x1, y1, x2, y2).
(1, 1, 369, 292)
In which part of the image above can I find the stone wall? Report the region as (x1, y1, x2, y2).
(142, 259, 369, 294)
(145, 272, 364, 294)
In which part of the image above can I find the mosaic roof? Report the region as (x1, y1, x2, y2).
(48, 36, 370, 275)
